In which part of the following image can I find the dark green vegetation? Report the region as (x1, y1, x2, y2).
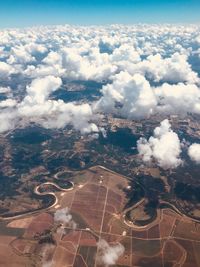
(99, 127, 140, 153)
(11, 126, 51, 144)
(124, 176, 166, 226)
(174, 182, 200, 203)
(10, 126, 50, 173)
(51, 80, 105, 102)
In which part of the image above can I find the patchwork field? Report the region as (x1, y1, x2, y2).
(0, 166, 199, 267)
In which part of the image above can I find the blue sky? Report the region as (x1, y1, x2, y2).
(0, 0, 200, 28)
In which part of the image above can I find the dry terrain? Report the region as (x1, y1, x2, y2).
(0, 166, 199, 267)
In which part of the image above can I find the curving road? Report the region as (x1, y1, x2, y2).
(0, 179, 74, 221)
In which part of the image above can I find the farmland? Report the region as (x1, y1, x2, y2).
(0, 166, 199, 267)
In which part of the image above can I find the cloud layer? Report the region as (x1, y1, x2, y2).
(0, 24, 200, 133)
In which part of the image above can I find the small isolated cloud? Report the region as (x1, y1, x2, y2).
(188, 143, 200, 164)
(41, 244, 55, 267)
(137, 119, 182, 169)
(43, 262, 54, 267)
(54, 207, 77, 229)
(96, 239, 125, 267)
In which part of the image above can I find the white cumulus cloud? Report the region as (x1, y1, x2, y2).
(0, 24, 200, 134)
(95, 71, 157, 119)
(0, 75, 98, 134)
(188, 143, 200, 164)
(137, 119, 182, 169)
